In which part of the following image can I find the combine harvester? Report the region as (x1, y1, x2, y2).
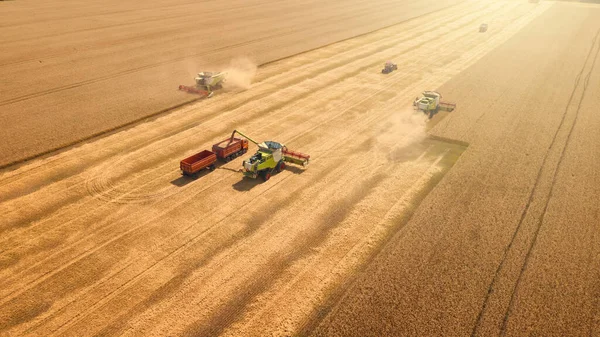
(413, 91, 456, 119)
(178, 71, 227, 98)
(230, 130, 310, 181)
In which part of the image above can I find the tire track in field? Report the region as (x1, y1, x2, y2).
(0, 1, 492, 257)
(184, 174, 388, 337)
(89, 121, 431, 337)
(471, 27, 600, 337)
(0, 56, 419, 313)
(27, 81, 425, 336)
(0, 0, 477, 201)
(88, 159, 354, 337)
(0, 47, 413, 262)
(499, 28, 600, 336)
(32, 53, 460, 334)
(0, 0, 524, 280)
(0, 0, 532, 304)
(0, 1, 540, 334)
(171, 126, 451, 336)
(0, 0, 474, 170)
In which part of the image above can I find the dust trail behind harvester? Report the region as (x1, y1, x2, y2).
(223, 57, 257, 90)
(376, 107, 430, 163)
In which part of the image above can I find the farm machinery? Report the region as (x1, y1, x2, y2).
(230, 130, 310, 181)
(413, 91, 456, 119)
(179, 130, 309, 181)
(381, 62, 398, 74)
(178, 71, 227, 98)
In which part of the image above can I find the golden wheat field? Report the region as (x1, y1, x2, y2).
(1, 0, 600, 336)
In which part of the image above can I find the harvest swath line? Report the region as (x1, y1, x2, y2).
(0, 0, 477, 180)
(176, 134, 446, 336)
(60, 58, 476, 333)
(2, 1, 536, 308)
(186, 174, 390, 337)
(471, 27, 600, 337)
(0, 2, 496, 256)
(0, 1, 548, 334)
(0, 0, 473, 170)
(0, 0, 532, 288)
(0, 42, 420, 257)
(42, 76, 446, 335)
(0, 56, 427, 310)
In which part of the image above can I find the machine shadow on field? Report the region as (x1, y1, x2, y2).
(170, 175, 198, 187)
(171, 161, 242, 187)
(298, 136, 468, 335)
(232, 177, 261, 191)
(285, 165, 306, 175)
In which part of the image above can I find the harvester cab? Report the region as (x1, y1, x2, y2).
(413, 91, 456, 119)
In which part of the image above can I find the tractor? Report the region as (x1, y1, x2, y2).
(382, 62, 398, 74)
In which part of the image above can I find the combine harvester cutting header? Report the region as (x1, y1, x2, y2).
(178, 71, 227, 98)
(413, 91, 456, 119)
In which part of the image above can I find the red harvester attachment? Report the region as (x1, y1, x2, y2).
(178, 85, 210, 97)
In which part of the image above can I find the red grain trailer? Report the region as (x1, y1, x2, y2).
(180, 150, 217, 176)
(212, 137, 249, 162)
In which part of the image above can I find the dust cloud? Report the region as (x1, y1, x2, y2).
(377, 108, 430, 163)
(223, 57, 257, 90)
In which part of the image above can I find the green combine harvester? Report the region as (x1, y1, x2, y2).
(228, 130, 310, 181)
(178, 71, 227, 98)
(413, 91, 456, 119)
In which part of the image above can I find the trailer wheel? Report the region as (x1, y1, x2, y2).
(224, 156, 231, 162)
(209, 164, 215, 171)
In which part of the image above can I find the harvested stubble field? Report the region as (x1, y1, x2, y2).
(1, 0, 599, 336)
